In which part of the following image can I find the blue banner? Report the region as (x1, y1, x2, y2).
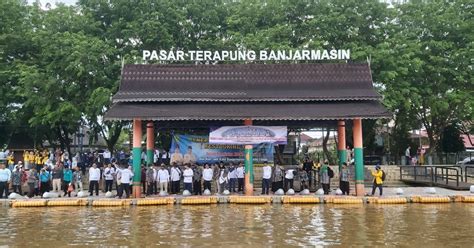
(170, 134, 274, 165)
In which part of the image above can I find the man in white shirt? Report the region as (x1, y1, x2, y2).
(235, 163, 245, 192)
(202, 164, 213, 192)
(103, 163, 115, 193)
(170, 163, 181, 194)
(0, 163, 12, 198)
(117, 165, 133, 198)
(88, 163, 101, 196)
(261, 161, 272, 195)
(182, 164, 193, 193)
(284, 167, 295, 191)
(227, 163, 237, 193)
(157, 164, 170, 193)
(405, 146, 411, 165)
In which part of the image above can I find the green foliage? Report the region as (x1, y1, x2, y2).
(441, 124, 465, 153)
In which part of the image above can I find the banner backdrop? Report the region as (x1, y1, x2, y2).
(170, 134, 274, 165)
(209, 126, 287, 145)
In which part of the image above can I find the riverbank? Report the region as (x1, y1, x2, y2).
(2, 187, 473, 208)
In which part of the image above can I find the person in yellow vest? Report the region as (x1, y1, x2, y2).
(7, 152, 14, 171)
(42, 150, 49, 165)
(35, 150, 43, 171)
(370, 165, 383, 196)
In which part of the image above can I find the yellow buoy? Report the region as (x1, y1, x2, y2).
(136, 198, 174, 206)
(47, 200, 82, 207)
(92, 200, 129, 207)
(12, 200, 47, 208)
(229, 196, 270, 204)
(282, 196, 320, 204)
(461, 196, 474, 203)
(419, 196, 451, 203)
(181, 197, 218, 205)
(332, 197, 363, 204)
(375, 198, 407, 204)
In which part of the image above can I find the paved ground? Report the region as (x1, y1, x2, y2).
(363, 186, 473, 196)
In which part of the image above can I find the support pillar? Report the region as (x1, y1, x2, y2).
(243, 118, 254, 196)
(337, 120, 346, 171)
(353, 118, 365, 196)
(132, 119, 142, 198)
(146, 122, 154, 166)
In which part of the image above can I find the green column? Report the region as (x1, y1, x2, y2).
(245, 145, 254, 183)
(354, 148, 364, 181)
(338, 150, 347, 171)
(133, 147, 142, 183)
(146, 149, 153, 166)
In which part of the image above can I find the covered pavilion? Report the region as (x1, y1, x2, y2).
(105, 63, 391, 197)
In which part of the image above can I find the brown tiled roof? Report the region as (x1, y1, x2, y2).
(113, 63, 381, 102)
(104, 101, 391, 121)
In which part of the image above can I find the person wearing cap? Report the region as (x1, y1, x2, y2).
(339, 162, 350, 195)
(261, 161, 272, 195)
(371, 165, 383, 196)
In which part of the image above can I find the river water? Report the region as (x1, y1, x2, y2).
(0, 204, 472, 247)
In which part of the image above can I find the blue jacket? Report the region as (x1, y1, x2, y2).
(40, 171, 50, 183)
(63, 169, 73, 182)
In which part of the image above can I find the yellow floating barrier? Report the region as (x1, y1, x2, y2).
(461, 196, 474, 203)
(411, 196, 421, 203)
(136, 198, 175, 206)
(228, 196, 270, 204)
(181, 197, 218, 205)
(47, 199, 87, 207)
(332, 197, 363, 204)
(375, 198, 408, 204)
(282, 196, 319, 204)
(12, 200, 47, 208)
(366, 197, 379, 204)
(419, 196, 451, 203)
(92, 200, 129, 207)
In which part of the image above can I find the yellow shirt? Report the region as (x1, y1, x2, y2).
(371, 170, 383, 185)
(7, 155, 14, 165)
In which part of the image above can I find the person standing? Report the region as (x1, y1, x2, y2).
(170, 147, 183, 165)
(157, 164, 170, 193)
(141, 165, 147, 194)
(218, 165, 229, 194)
(302, 158, 313, 189)
(62, 166, 73, 197)
(405, 146, 411, 165)
(320, 162, 330, 195)
(51, 164, 63, 194)
(284, 167, 295, 191)
(170, 163, 181, 194)
(103, 163, 115, 193)
(261, 162, 272, 195)
(236, 163, 245, 193)
(272, 165, 284, 192)
(212, 163, 220, 194)
(182, 164, 193, 193)
(371, 165, 384, 196)
(299, 169, 308, 191)
(0, 163, 11, 198)
(11, 165, 23, 195)
(146, 165, 155, 196)
(26, 168, 38, 198)
(73, 166, 83, 192)
(89, 163, 101, 196)
(117, 165, 133, 198)
(103, 149, 111, 165)
(339, 162, 350, 195)
(228, 163, 237, 193)
(192, 164, 202, 195)
(202, 164, 213, 192)
(39, 166, 51, 195)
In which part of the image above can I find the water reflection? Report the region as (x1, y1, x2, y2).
(0, 204, 472, 246)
